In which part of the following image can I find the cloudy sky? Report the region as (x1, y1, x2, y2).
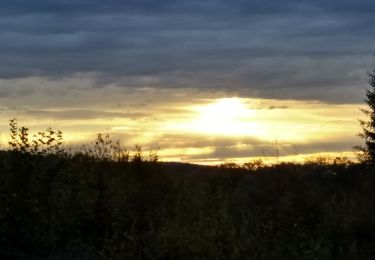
(0, 0, 373, 163)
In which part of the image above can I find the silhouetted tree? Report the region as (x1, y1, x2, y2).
(358, 72, 375, 163)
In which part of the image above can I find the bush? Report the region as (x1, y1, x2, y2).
(1, 120, 375, 259)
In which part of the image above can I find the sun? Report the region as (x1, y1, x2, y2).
(169, 98, 267, 137)
(196, 98, 253, 120)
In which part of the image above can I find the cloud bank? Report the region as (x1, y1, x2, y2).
(0, 0, 374, 102)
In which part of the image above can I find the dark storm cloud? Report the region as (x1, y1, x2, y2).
(0, 0, 374, 102)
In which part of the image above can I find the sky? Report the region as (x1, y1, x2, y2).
(0, 0, 374, 164)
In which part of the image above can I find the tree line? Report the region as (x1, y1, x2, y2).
(0, 72, 374, 258)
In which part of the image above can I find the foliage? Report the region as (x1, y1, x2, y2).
(357, 72, 375, 164)
(243, 159, 265, 171)
(75, 133, 130, 162)
(8, 118, 64, 155)
(1, 120, 375, 259)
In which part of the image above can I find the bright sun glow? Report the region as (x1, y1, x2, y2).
(0, 96, 362, 164)
(168, 98, 268, 137)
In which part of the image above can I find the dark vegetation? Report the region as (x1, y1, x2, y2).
(357, 71, 375, 163)
(1, 73, 375, 259)
(0, 119, 375, 259)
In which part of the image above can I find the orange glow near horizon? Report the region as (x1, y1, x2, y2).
(0, 97, 364, 164)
